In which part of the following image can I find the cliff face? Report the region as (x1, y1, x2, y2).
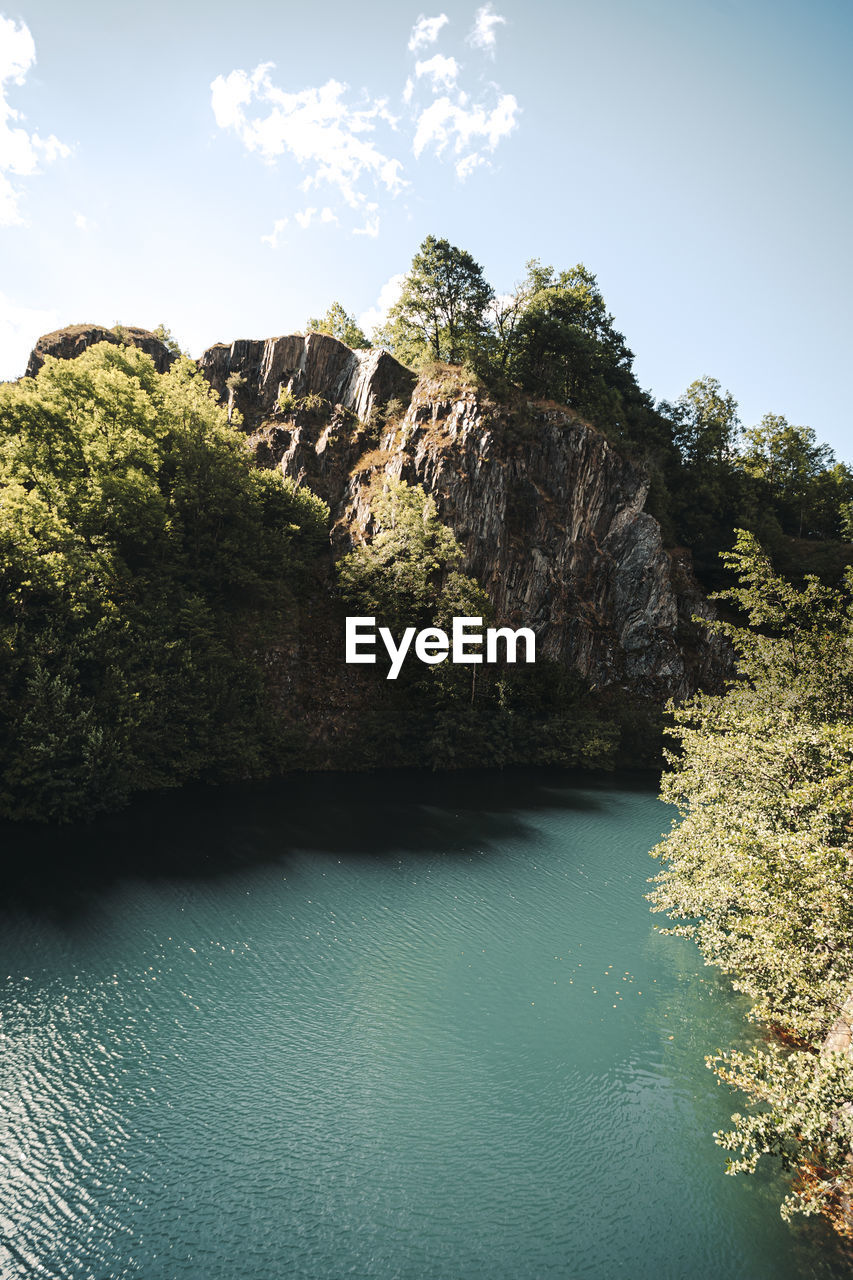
(223, 347, 724, 702)
(24, 326, 726, 703)
(348, 382, 719, 701)
(197, 332, 416, 429)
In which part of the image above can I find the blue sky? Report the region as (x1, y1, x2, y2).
(1, 0, 851, 460)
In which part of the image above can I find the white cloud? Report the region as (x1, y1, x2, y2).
(412, 92, 518, 173)
(261, 216, 289, 248)
(358, 273, 406, 335)
(211, 65, 406, 235)
(0, 291, 58, 380)
(294, 206, 338, 229)
(408, 14, 449, 52)
(73, 210, 94, 231)
(353, 215, 379, 238)
(414, 54, 459, 91)
(214, 16, 521, 235)
(455, 152, 484, 180)
(468, 5, 506, 52)
(0, 16, 70, 228)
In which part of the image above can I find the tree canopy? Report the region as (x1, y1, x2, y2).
(306, 301, 371, 350)
(0, 343, 328, 822)
(378, 235, 494, 367)
(650, 532, 853, 1225)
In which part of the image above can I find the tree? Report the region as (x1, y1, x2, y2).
(506, 261, 638, 427)
(378, 236, 494, 367)
(337, 478, 481, 630)
(669, 376, 741, 467)
(306, 302, 371, 350)
(650, 531, 853, 1227)
(225, 371, 246, 425)
(152, 323, 185, 355)
(739, 413, 852, 538)
(0, 343, 329, 822)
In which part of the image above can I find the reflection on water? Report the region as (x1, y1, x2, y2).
(0, 770, 850, 1279)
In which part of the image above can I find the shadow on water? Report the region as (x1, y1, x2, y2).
(0, 766, 660, 921)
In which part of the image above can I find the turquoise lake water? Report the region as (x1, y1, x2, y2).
(0, 770, 850, 1279)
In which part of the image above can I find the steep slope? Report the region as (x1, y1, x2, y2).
(208, 339, 724, 702)
(23, 326, 726, 704)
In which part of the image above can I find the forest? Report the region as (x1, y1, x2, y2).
(2, 235, 853, 1228)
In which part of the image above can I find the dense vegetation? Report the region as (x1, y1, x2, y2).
(373, 237, 853, 590)
(335, 478, 624, 770)
(0, 343, 328, 822)
(650, 534, 853, 1228)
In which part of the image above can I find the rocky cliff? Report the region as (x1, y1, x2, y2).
(197, 331, 415, 429)
(23, 325, 726, 704)
(201, 336, 723, 702)
(25, 324, 177, 378)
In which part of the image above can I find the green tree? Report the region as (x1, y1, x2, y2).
(306, 302, 371, 350)
(669, 376, 741, 467)
(378, 236, 494, 367)
(337, 478, 481, 629)
(505, 261, 642, 431)
(152, 323, 185, 356)
(739, 413, 852, 538)
(0, 343, 329, 822)
(650, 531, 853, 1226)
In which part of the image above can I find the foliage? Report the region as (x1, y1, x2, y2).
(504, 261, 638, 424)
(152, 323, 185, 356)
(738, 414, 853, 540)
(377, 236, 494, 368)
(378, 235, 851, 592)
(225, 370, 246, 424)
(0, 343, 329, 822)
(668, 377, 741, 467)
(306, 301, 371, 350)
(650, 530, 853, 1222)
(298, 391, 331, 416)
(337, 478, 474, 630)
(336, 479, 622, 770)
(277, 386, 298, 414)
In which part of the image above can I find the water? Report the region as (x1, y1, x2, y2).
(0, 770, 849, 1280)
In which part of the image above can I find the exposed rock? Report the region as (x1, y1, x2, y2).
(244, 364, 727, 702)
(20, 323, 728, 703)
(25, 324, 175, 378)
(196, 332, 416, 431)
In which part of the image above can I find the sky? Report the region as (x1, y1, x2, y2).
(0, 0, 851, 460)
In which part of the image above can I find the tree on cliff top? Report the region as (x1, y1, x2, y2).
(506, 260, 639, 423)
(306, 302, 371, 350)
(377, 236, 494, 368)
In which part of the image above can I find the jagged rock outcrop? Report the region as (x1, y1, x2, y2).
(233, 362, 725, 702)
(22, 324, 727, 703)
(197, 332, 416, 431)
(25, 324, 175, 378)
